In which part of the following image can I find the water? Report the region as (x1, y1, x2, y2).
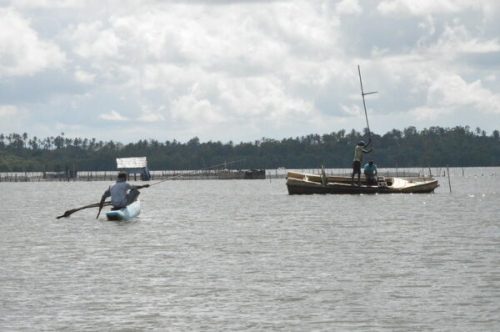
(1, 168, 499, 331)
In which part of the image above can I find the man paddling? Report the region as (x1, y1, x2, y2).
(352, 139, 372, 186)
(98, 172, 149, 215)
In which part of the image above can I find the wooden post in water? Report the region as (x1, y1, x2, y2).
(447, 165, 452, 193)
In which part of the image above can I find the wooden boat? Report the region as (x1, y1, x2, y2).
(286, 171, 439, 195)
(106, 200, 141, 221)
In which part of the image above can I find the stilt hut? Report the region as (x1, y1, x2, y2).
(116, 157, 151, 181)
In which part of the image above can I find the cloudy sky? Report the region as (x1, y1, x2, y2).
(0, 0, 499, 143)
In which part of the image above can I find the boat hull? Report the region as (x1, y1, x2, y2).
(286, 172, 439, 195)
(106, 200, 141, 221)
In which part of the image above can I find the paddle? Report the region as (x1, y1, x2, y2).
(56, 201, 111, 219)
(96, 196, 107, 219)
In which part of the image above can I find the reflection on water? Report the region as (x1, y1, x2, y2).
(0, 168, 499, 331)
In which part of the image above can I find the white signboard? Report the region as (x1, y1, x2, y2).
(116, 157, 147, 169)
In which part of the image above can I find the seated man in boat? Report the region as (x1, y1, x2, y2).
(363, 160, 378, 186)
(100, 171, 149, 210)
(352, 139, 372, 186)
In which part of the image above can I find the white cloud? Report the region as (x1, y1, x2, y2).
(71, 21, 121, 59)
(0, 105, 18, 117)
(427, 74, 500, 114)
(336, 0, 362, 16)
(137, 107, 166, 123)
(377, 0, 484, 16)
(409, 106, 451, 122)
(0, 105, 28, 134)
(99, 110, 128, 121)
(63, 1, 341, 84)
(403, 70, 500, 123)
(340, 103, 363, 117)
(171, 94, 224, 124)
(424, 23, 500, 57)
(0, 8, 65, 76)
(5, 0, 85, 9)
(74, 69, 95, 84)
(485, 74, 496, 82)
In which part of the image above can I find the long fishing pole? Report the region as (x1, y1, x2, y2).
(358, 65, 377, 141)
(147, 177, 171, 186)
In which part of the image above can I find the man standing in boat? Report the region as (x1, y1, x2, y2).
(352, 139, 372, 186)
(99, 171, 149, 211)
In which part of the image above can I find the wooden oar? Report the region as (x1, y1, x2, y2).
(56, 201, 111, 219)
(96, 196, 107, 219)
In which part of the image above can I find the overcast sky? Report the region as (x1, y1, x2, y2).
(1, 0, 499, 143)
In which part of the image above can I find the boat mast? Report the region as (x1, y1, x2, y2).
(357, 65, 377, 139)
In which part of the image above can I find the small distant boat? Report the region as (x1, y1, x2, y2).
(286, 171, 439, 195)
(106, 200, 141, 221)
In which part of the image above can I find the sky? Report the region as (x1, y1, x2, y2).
(0, 0, 499, 143)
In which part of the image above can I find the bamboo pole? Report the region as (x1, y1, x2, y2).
(447, 166, 452, 193)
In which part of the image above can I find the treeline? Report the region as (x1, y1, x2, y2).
(0, 126, 499, 172)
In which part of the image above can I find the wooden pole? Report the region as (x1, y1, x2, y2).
(358, 65, 376, 139)
(447, 166, 452, 193)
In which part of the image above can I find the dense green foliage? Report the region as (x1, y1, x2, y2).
(0, 126, 499, 172)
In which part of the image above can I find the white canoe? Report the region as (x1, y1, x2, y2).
(106, 200, 141, 221)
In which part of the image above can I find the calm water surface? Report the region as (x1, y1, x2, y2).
(1, 168, 499, 331)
